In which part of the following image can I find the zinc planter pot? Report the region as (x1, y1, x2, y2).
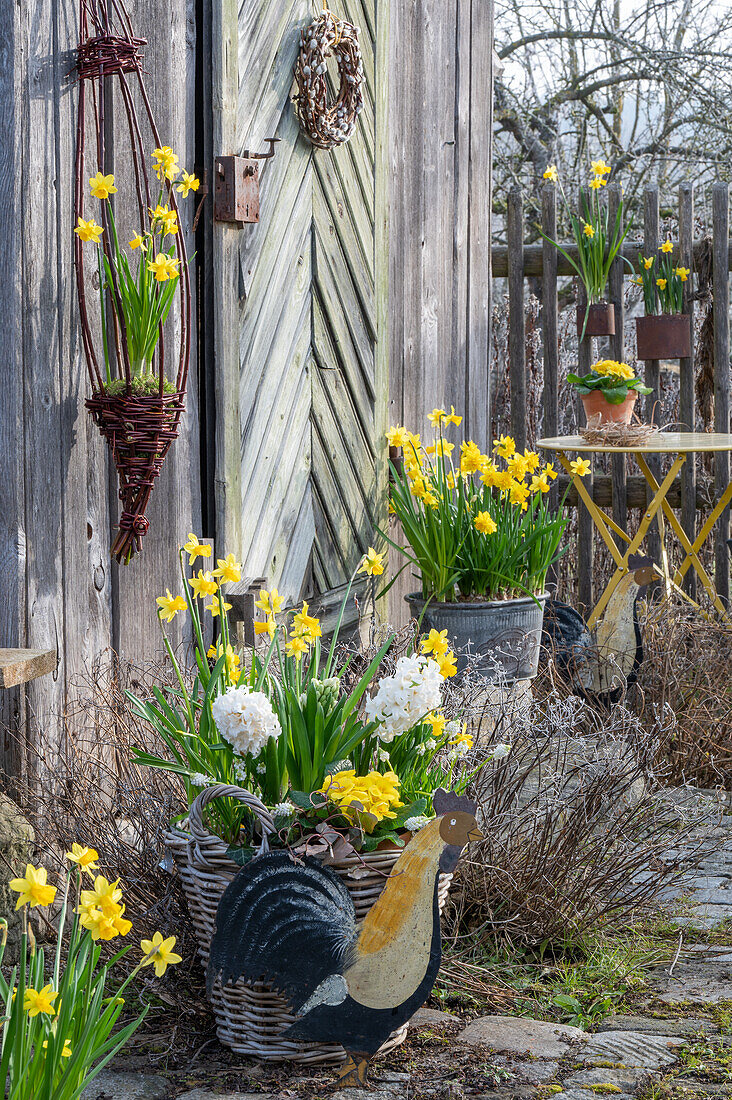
(577, 302, 616, 338)
(636, 314, 691, 361)
(580, 388, 638, 426)
(406, 592, 549, 682)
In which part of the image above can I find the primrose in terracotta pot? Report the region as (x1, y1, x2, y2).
(381, 413, 579, 680)
(568, 359, 652, 426)
(633, 240, 692, 360)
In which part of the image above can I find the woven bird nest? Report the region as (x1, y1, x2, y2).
(294, 9, 364, 150)
(580, 415, 661, 447)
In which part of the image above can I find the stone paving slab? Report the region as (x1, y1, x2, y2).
(456, 1015, 587, 1057)
(565, 1065, 645, 1090)
(82, 1072, 172, 1100)
(580, 1030, 685, 1068)
(596, 1014, 718, 1036)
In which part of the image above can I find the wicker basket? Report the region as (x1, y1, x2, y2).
(166, 784, 452, 1065)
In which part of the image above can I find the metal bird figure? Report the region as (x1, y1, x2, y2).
(207, 788, 482, 1087)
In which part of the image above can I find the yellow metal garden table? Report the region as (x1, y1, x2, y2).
(537, 432, 732, 629)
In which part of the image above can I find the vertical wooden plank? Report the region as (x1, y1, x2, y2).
(608, 182, 627, 532)
(679, 183, 696, 598)
(542, 181, 559, 516)
(507, 188, 526, 450)
(643, 184, 662, 573)
(713, 182, 730, 607)
(0, 0, 27, 776)
(374, 0, 390, 606)
(576, 274, 594, 615)
(212, 0, 242, 559)
(465, 0, 493, 445)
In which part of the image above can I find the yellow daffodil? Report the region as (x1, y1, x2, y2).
(129, 233, 145, 249)
(9, 865, 56, 910)
(254, 618, 276, 639)
(509, 480, 530, 510)
(80, 876, 123, 918)
(74, 217, 104, 244)
(190, 571, 218, 599)
(425, 439, 454, 457)
(493, 434, 516, 459)
(205, 598, 232, 617)
(24, 986, 58, 1018)
(212, 553, 242, 584)
(570, 458, 592, 477)
(632, 275, 643, 286)
(675, 266, 690, 282)
(460, 440, 484, 475)
(421, 628, 450, 657)
(156, 589, 187, 623)
(642, 256, 654, 270)
(444, 406, 463, 425)
(358, 547, 385, 576)
(589, 176, 606, 190)
(285, 634, 309, 660)
(508, 453, 530, 480)
(148, 253, 180, 282)
(149, 204, 179, 236)
(424, 712, 447, 738)
(89, 172, 117, 199)
(530, 473, 551, 494)
(43, 1039, 72, 1058)
(583, 222, 595, 238)
(591, 160, 611, 176)
(176, 170, 200, 197)
(152, 146, 179, 181)
(208, 643, 240, 679)
(64, 844, 99, 877)
(435, 651, 457, 678)
(544, 462, 558, 481)
(183, 533, 211, 563)
(543, 164, 558, 182)
(661, 238, 674, 253)
(474, 511, 497, 534)
(450, 727, 474, 752)
(524, 450, 541, 472)
(656, 277, 667, 290)
(255, 588, 284, 615)
(427, 407, 447, 426)
(386, 425, 410, 448)
(140, 932, 182, 977)
(292, 601, 322, 640)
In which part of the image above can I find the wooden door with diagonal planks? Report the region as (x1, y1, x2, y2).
(219, 0, 388, 619)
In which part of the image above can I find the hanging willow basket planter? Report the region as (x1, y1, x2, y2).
(75, 0, 198, 564)
(293, 8, 364, 150)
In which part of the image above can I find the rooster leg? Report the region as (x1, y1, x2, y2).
(356, 1058, 370, 1086)
(336, 1054, 370, 1088)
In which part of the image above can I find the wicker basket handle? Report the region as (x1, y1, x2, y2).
(186, 784, 277, 867)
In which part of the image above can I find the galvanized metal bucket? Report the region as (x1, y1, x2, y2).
(406, 592, 549, 682)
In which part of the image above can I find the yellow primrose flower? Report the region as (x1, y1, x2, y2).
(591, 160, 611, 176)
(493, 434, 516, 459)
(140, 932, 182, 978)
(424, 712, 447, 738)
(64, 844, 99, 877)
(183, 533, 211, 563)
(176, 170, 200, 197)
(656, 277, 667, 290)
(570, 458, 592, 478)
(474, 511, 497, 534)
(675, 266, 690, 282)
(642, 256, 654, 270)
(190, 571, 218, 599)
(205, 598, 232, 617)
(24, 986, 58, 1018)
(660, 238, 674, 253)
(385, 425, 410, 448)
(254, 618, 275, 639)
(435, 651, 458, 678)
(593, 359, 635, 382)
(543, 164, 558, 182)
(358, 547, 385, 576)
(9, 865, 56, 910)
(212, 553, 242, 584)
(421, 628, 450, 657)
(285, 635, 309, 660)
(74, 217, 103, 244)
(255, 588, 284, 615)
(89, 172, 117, 199)
(129, 233, 145, 250)
(427, 408, 447, 426)
(153, 146, 180, 181)
(148, 253, 180, 282)
(583, 222, 595, 238)
(156, 589, 187, 623)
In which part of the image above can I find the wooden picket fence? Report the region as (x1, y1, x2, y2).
(492, 180, 731, 615)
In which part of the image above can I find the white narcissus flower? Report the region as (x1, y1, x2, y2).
(365, 655, 444, 743)
(211, 687, 281, 757)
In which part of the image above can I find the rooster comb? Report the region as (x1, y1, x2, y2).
(432, 788, 477, 816)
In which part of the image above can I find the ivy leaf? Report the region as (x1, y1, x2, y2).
(225, 845, 255, 866)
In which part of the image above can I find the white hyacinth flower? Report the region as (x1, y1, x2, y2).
(189, 772, 211, 787)
(211, 687, 281, 757)
(365, 655, 444, 743)
(404, 814, 431, 832)
(491, 742, 512, 759)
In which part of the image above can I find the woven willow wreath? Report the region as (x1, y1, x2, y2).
(294, 9, 364, 150)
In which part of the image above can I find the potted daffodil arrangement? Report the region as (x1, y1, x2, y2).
(567, 359, 652, 426)
(541, 159, 631, 339)
(633, 238, 692, 360)
(384, 411, 578, 681)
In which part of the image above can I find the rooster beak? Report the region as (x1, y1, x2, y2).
(467, 826, 484, 843)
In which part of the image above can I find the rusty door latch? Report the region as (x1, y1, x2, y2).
(214, 139, 280, 225)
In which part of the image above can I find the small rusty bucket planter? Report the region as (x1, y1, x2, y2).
(577, 302, 616, 338)
(166, 785, 452, 1065)
(581, 388, 637, 427)
(635, 314, 691, 361)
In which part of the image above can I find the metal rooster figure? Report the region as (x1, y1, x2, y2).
(207, 789, 482, 1087)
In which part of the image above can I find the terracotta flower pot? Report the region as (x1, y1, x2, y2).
(636, 314, 691, 361)
(577, 302, 616, 338)
(581, 388, 638, 426)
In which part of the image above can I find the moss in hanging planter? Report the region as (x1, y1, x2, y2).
(102, 375, 177, 398)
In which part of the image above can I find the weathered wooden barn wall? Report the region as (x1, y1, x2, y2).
(387, 0, 495, 622)
(0, 0, 200, 773)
